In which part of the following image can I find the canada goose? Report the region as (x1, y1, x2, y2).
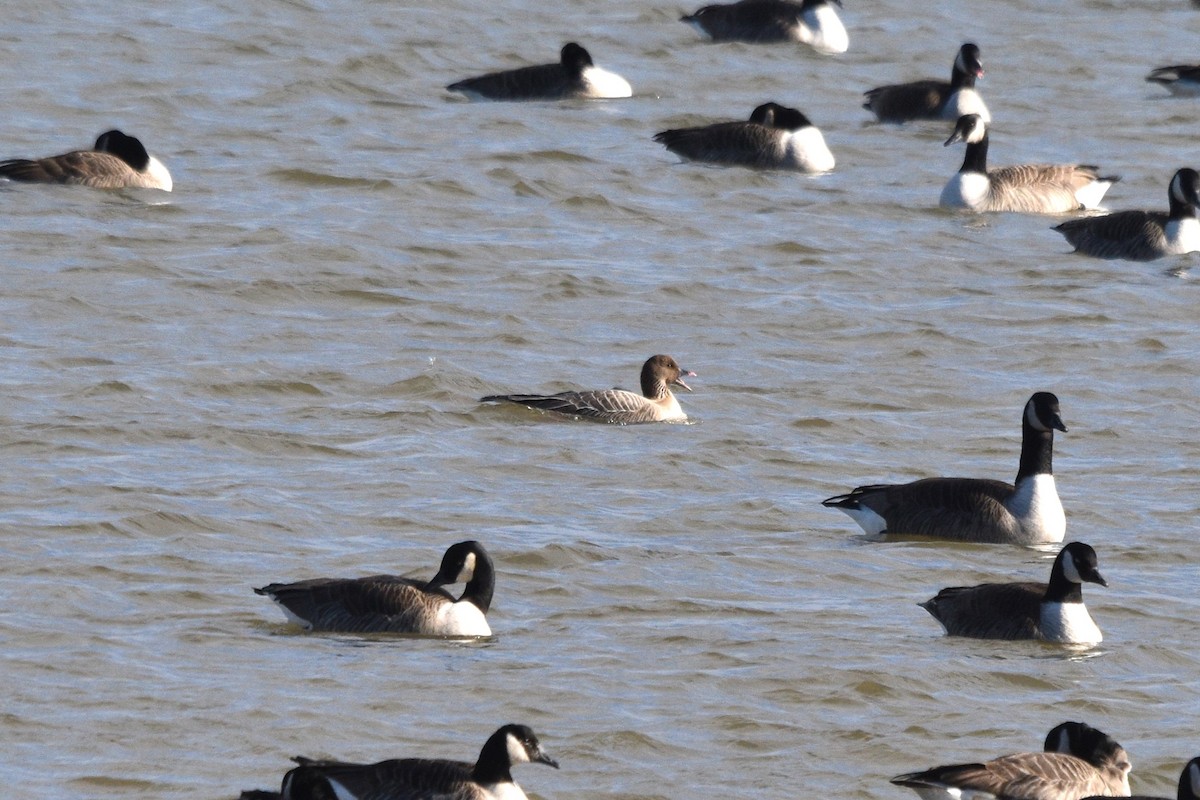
(821, 392, 1067, 544)
(1053, 168, 1200, 260)
(941, 114, 1117, 213)
(1146, 65, 1200, 96)
(1086, 756, 1200, 800)
(864, 43, 990, 123)
(920, 542, 1106, 644)
(0, 129, 172, 191)
(680, 0, 848, 54)
(480, 354, 695, 424)
(241, 724, 558, 800)
(254, 540, 493, 636)
(446, 43, 631, 101)
(653, 102, 835, 172)
(893, 721, 1132, 800)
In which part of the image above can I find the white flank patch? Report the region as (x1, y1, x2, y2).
(146, 156, 173, 192)
(272, 599, 315, 630)
(942, 90, 990, 123)
(1166, 79, 1200, 97)
(1165, 216, 1200, 254)
(684, 17, 715, 40)
(1073, 178, 1113, 210)
(326, 776, 361, 800)
(799, 4, 848, 54)
(784, 127, 835, 173)
(941, 172, 991, 210)
(1006, 474, 1065, 543)
(435, 600, 491, 636)
(838, 505, 888, 537)
(1040, 600, 1102, 644)
(581, 66, 632, 98)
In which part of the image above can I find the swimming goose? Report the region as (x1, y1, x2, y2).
(822, 392, 1067, 544)
(1146, 65, 1200, 96)
(864, 43, 990, 123)
(893, 721, 1132, 800)
(941, 114, 1117, 213)
(680, 0, 848, 54)
(654, 102, 835, 172)
(446, 42, 631, 101)
(1053, 168, 1200, 260)
(1086, 756, 1200, 800)
(920, 542, 1106, 644)
(254, 540, 493, 636)
(480, 354, 695, 424)
(0, 129, 172, 191)
(241, 724, 558, 800)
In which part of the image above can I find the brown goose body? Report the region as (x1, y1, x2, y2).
(0, 130, 172, 191)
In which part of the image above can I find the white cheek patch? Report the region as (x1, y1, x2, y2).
(460, 551, 476, 583)
(507, 733, 531, 764)
(1061, 551, 1083, 584)
(1188, 761, 1200, 797)
(1025, 400, 1047, 431)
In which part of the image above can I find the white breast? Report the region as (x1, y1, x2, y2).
(941, 172, 991, 210)
(1164, 216, 1200, 254)
(1005, 474, 1065, 543)
(798, 5, 848, 54)
(580, 66, 632, 98)
(481, 782, 530, 800)
(657, 393, 687, 422)
(942, 90, 990, 123)
(433, 600, 492, 636)
(783, 127, 835, 173)
(1040, 601, 1102, 644)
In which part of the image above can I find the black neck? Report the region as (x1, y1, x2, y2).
(959, 132, 988, 174)
(1168, 188, 1200, 221)
(459, 551, 495, 613)
(473, 733, 514, 785)
(950, 65, 977, 91)
(1016, 411, 1055, 481)
(1044, 557, 1083, 604)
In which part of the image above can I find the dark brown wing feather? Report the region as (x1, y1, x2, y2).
(852, 477, 1019, 542)
(863, 80, 949, 121)
(0, 151, 141, 188)
(447, 63, 578, 100)
(290, 757, 483, 800)
(255, 576, 453, 633)
(896, 752, 1123, 800)
(921, 582, 1043, 639)
(1054, 210, 1170, 260)
(654, 122, 783, 167)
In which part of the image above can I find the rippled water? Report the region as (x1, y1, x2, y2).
(2, 0, 1199, 798)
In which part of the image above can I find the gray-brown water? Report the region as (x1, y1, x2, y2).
(2, 0, 1199, 798)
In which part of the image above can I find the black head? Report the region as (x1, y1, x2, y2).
(1043, 722, 1128, 771)
(1179, 757, 1200, 800)
(641, 354, 695, 395)
(475, 724, 559, 784)
(426, 540, 488, 591)
(560, 43, 594, 72)
(955, 43, 984, 78)
(749, 102, 781, 126)
(767, 104, 812, 131)
(944, 114, 986, 147)
(1025, 392, 1067, 434)
(94, 129, 151, 170)
(803, 0, 843, 7)
(1169, 168, 1200, 208)
(1056, 542, 1107, 588)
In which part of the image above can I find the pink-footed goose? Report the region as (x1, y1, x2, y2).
(481, 354, 695, 424)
